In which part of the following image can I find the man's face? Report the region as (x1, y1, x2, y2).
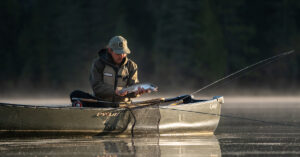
(109, 49, 127, 65)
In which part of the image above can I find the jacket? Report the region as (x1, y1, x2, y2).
(89, 48, 139, 103)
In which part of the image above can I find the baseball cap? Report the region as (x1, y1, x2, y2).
(108, 36, 131, 54)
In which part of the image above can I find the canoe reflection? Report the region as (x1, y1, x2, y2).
(0, 135, 221, 157)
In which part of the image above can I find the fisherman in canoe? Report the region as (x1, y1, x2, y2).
(71, 36, 156, 107)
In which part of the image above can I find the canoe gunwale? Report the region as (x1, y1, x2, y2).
(0, 96, 224, 110)
(0, 103, 119, 111)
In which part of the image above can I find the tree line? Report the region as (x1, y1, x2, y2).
(0, 0, 299, 95)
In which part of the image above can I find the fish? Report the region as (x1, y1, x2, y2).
(119, 83, 158, 94)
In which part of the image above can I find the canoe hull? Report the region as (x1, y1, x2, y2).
(0, 96, 223, 136)
(0, 105, 130, 136)
(159, 97, 222, 135)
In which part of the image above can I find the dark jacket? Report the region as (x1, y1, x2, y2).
(89, 48, 139, 102)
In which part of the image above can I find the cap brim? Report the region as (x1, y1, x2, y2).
(113, 48, 131, 54)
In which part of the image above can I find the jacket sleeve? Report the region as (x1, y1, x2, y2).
(126, 60, 140, 98)
(127, 60, 139, 86)
(89, 59, 114, 98)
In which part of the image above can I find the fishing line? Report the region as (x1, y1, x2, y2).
(159, 107, 300, 128)
(124, 107, 137, 137)
(157, 50, 297, 129)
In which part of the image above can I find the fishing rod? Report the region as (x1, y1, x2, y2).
(190, 50, 294, 97)
(156, 50, 296, 114)
(156, 50, 297, 128)
(71, 97, 165, 107)
(73, 50, 294, 108)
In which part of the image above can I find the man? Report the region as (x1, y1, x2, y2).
(89, 36, 147, 105)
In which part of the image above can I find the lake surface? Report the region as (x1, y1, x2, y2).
(0, 96, 300, 156)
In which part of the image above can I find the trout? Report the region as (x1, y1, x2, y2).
(120, 83, 158, 94)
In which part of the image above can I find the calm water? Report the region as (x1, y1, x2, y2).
(1, 97, 300, 156)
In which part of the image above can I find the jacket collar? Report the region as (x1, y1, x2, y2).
(98, 48, 128, 68)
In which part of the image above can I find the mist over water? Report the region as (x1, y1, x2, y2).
(1, 94, 299, 107)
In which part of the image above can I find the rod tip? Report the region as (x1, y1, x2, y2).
(287, 49, 295, 54)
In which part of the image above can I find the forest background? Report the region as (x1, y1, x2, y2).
(1, 0, 299, 97)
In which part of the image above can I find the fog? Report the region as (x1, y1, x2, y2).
(1, 92, 299, 108)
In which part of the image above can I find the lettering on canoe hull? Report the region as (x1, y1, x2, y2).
(96, 112, 120, 124)
(96, 112, 119, 117)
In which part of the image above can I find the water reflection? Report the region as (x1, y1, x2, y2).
(0, 135, 220, 157)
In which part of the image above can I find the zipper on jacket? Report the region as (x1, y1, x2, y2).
(112, 67, 119, 107)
